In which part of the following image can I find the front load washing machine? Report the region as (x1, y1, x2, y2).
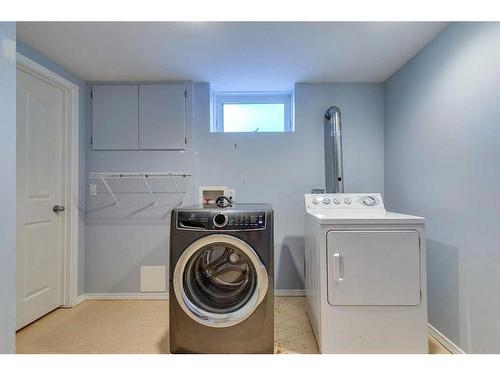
(169, 203, 274, 354)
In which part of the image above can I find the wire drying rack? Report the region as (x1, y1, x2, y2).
(87, 172, 192, 220)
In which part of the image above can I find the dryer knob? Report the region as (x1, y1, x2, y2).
(312, 198, 321, 205)
(362, 196, 377, 206)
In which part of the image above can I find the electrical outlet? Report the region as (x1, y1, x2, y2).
(89, 183, 97, 196)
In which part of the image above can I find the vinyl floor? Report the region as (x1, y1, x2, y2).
(16, 297, 450, 354)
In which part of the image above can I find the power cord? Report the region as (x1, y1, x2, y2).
(215, 196, 233, 208)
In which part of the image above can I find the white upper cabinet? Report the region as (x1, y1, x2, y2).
(139, 84, 186, 150)
(92, 85, 139, 150)
(91, 83, 186, 150)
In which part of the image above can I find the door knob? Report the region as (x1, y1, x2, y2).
(53, 205, 65, 213)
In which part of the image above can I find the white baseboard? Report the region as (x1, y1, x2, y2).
(274, 289, 306, 297)
(428, 324, 465, 354)
(73, 294, 86, 306)
(83, 293, 169, 301)
(80, 291, 302, 300)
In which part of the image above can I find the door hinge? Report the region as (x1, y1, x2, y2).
(90, 136, 93, 145)
(90, 90, 93, 99)
(184, 137, 188, 144)
(184, 90, 187, 98)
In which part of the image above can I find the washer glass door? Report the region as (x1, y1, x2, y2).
(174, 234, 268, 328)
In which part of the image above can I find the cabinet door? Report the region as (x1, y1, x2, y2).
(92, 85, 139, 150)
(139, 84, 186, 150)
(327, 230, 421, 306)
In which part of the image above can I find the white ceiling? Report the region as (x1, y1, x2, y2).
(17, 22, 448, 90)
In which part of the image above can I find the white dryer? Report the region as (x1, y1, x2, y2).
(304, 193, 428, 353)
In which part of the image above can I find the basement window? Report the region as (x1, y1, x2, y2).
(212, 92, 293, 132)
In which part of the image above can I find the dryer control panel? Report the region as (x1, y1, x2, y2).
(305, 193, 385, 211)
(177, 211, 266, 230)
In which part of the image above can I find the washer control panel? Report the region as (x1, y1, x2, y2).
(178, 211, 266, 230)
(305, 193, 384, 210)
(220, 212, 266, 230)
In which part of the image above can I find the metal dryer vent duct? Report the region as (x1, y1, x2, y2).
(324, 106, 344, 193)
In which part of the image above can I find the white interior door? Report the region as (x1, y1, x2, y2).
(16, 68, 64, 330)
(327, 230, 421, 306)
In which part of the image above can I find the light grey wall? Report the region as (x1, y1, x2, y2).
(83, 81, 384, 293)
(16, 41, 88, 296)
(194, 82, 384, 290)
(384, 22, 500, 353)
(0, 22, 16, 353)
(13, 43, 384, 295)
(84, 83, 196, 293)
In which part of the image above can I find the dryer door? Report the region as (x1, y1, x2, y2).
(327, 230, 421, 306)
(173, 234, 268, 328)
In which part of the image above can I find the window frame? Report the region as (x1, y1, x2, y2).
(212, 91, 293, 133)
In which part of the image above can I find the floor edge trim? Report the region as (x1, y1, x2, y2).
(83, 292, 169, 300)
(428, 323, 465, 354)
